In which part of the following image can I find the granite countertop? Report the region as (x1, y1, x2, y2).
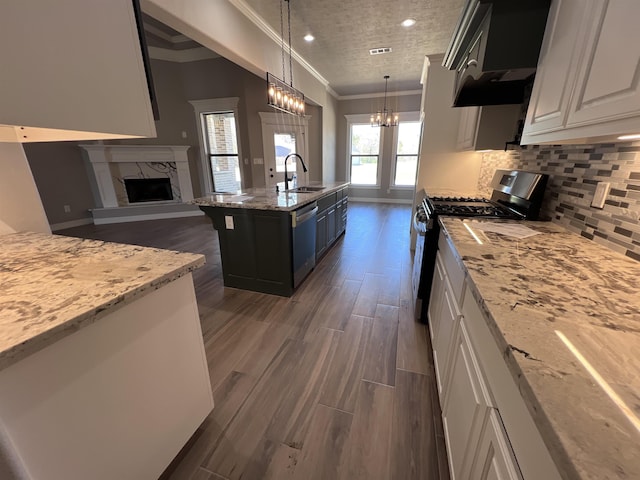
(190, 181, 350, 212)
(0, 232, 205, 372)
(440, 218, 640, 480)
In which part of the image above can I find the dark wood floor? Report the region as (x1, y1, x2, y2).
(60, 202, 450, 480)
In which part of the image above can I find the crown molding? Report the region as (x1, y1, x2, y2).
(229, 0, 330, 89)
(338, 90, 422, 101)
(144, 23, 191, 44)
(148, 46, 219, 63)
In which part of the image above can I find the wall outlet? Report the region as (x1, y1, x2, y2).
(63, 204, 71, 213)
(244, 158, 249, 165)
(591, 182, 611, 209)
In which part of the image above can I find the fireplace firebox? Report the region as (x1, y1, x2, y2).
(124, 178, 173, 203)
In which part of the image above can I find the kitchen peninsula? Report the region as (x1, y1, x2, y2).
(192, 182, 349, 296)
(0, 233, 213, 480)
(432, 217, 640, 480)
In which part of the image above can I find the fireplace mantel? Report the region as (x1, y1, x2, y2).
(79, 145, 194, 209)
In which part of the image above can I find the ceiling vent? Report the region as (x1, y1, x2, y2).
(369, 47, 392, 55)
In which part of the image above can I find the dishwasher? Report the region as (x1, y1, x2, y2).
(291, 201, 318, 288)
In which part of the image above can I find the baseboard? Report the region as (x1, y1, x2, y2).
(93, 210, 204, 225)
(50, 218, 94, 232)
(349, 197, 413, 204)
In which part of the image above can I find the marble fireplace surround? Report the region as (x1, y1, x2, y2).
(80, 145, 195, 208)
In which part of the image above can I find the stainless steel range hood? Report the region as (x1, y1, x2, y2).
(443, 0, 551, 107)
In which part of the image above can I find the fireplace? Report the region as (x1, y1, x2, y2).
(124, 178, 173, 203)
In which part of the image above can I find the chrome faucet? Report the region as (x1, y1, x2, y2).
(284, 153, 308, 191)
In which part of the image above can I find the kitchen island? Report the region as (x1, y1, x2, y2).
(0, 233, 213, 480)
(192, 182, 349, 296)
(434, 217, 640, 480)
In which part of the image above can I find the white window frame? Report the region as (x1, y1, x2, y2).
(189, 97, 242, 195)
(345, 113, 384, 188)
(390, 111, 421, 189)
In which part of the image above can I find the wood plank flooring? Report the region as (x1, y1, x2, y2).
(60, 202, 450, 480)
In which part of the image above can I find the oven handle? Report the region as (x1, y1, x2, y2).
(412, 211, 427, 235)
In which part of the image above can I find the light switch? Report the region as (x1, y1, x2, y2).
(225, 215, 234, 229)
(591, 182, 611, 209)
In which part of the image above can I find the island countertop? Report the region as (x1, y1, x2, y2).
(439, 217, 640, 480)
(0, 232, 205, 372)
(190, 181, 350, 212)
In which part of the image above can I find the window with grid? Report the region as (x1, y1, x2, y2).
(393, 121, 421, 186)
(203, 111, 240, 192)
(350, 124, 381, 185)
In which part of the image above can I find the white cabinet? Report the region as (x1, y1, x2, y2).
(428, 253, 460, 397)
(469, 409, 523, 480)
(456, 105, 521, 151)
(442, 319, 494, 479)
(0, 0, 156, 142)
(522, 0, 640, 145)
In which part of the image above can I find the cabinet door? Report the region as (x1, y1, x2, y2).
(469, 409, 523, 480)
(442, 319, 493, 480)
(335, 201, 344, 236)
(456, 107, 480, 150)
(0, 0, 156, 141)
(316, 211, 328, 259)
(521, 0, 589, 140)
(566, 0, 640, 129)
(327, 207, 337, 246)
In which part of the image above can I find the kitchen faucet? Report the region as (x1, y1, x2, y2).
(283, 153, 308, 191)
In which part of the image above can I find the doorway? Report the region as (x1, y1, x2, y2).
(259, 112, 309, 189)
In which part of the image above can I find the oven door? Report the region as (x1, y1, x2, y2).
(411, 211, 427, 318)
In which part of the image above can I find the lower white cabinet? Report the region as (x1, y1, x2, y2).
(442, 319, 496, 480)
(469, 409, 523, 480)
(429, 252, 460, 398)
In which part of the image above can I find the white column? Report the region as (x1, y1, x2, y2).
(172, 146, 194, 202)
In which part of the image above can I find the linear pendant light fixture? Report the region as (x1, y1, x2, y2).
(371, 75, 398, 127)
(267, 0, 305, 116)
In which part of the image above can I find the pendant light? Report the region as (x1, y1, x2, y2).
(370, 75, 399, 127)
(266, 0, 305, 117)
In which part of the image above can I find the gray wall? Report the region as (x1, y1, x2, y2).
(25, 55, 330, 225)
(337, 94, 421, 202)
(478, 142, 640, 262)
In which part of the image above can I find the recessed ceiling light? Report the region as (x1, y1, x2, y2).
(618, 133, 640, 140)
(401, 18, 416, 28)
(304, 34, 314, 42)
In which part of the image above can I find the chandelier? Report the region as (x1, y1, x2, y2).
(370, 75, 398, 127)
(267, 0, 305, 116)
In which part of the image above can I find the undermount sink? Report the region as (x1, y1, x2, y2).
(287, 186, 326, 193)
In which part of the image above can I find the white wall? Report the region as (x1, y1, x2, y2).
(0, 142, 50, 235)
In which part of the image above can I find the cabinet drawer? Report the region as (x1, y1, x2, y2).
(317, 192, 337, 212)
(438, 231, 466, 304)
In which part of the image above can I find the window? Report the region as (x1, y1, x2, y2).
(189, 98, 242, 195)
(203, 112, 240, 192)
(350, 123, 381, 185)
(392, 121, 421, 186)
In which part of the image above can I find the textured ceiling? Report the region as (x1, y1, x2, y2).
(242, 0, 466, 96)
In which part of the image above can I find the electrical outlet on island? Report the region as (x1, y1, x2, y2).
(63, 204, 71, 213)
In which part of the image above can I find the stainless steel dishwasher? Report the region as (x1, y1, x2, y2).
(291, 201, 318, 288)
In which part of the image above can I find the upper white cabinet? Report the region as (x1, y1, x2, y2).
(0, 0, 156, 142)
(457, 105, 521, 151)
(522, 0, 640, 144)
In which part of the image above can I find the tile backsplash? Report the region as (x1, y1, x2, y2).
(478, 142, 640, 262)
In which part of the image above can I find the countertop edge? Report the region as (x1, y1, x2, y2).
(191, 182, 350, 212)
(0, 255, 205, 372)
(438, 218, 581, 480)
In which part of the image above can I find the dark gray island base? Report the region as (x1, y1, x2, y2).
(195, 183, 349, 296)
